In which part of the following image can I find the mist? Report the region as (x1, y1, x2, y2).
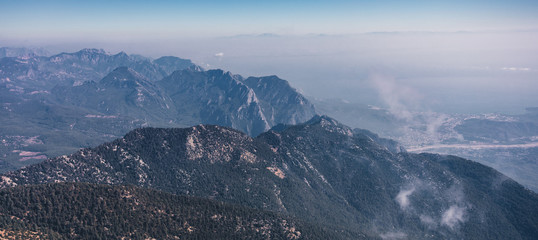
(3, 30, 537, 114)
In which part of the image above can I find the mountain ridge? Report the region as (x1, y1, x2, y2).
(0, 48, 316, 170)
(2, 116, 537, 239)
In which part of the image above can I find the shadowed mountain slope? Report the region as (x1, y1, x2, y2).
(2, 116, 537, 239)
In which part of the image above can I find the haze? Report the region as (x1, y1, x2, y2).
(2, 0, 537, 114)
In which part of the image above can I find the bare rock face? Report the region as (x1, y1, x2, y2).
(244, 75, 316, 126)
(158, 69, 316, 136)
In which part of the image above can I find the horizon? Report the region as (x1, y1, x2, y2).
(3, 0, 538, 38)
(1, 0, 538, 114)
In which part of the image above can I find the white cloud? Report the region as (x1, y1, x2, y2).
(370, 74, 422, 122)
(380, 231, 407, 240)
(420, 215, 437, 228)
(501, 67, 531, 71)
(441, 205, 466, 229)
(214, 52, 224, 57)
(395, 186, 415, 210)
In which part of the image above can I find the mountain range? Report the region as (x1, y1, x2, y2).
(0, 47, 50, 59)
(0, 48, 315, 172)
(2, 116, 537, 239)
(1, 47, 538, 239)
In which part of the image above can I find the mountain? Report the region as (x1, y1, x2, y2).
(0, 182, 335, 239)
(0, 48, 195, 92)
(45, 48, 161, 86)
(2, 116, 537, 239)
(158, 69, 268, 135)
(244, 75, 316, 126)
(51, 67, 175, 124)
(453, 115, 538, 143)
(47, 66, 315, 137)
(311, 99, 400, 139)
(313, 98, 538, 193)
(1, 66, 158, 171)
(0, 94, 145, 171)
(0, 48, 315, 172)
(153, 56, 198, 76)
(157, 69, 316, 136)
(0, 47, 49, 58)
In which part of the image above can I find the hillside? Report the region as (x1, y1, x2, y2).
(2, 116, 537, 239)
(0, 182, 336, 239)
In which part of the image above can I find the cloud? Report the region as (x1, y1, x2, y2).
(420, 215, 437, 227)
(369, 74, 459, 145)
(394, 182, 469, 231)
(423, 112, 450, 144)
(395, 186, 415, 210)
(380, 231, 407, 240)
(214, 52, 224, 57)
(501, 67, 531, 71)
(370, 74, 422, 122)
(441, 205, 466, 229)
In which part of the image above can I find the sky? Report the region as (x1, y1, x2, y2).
(2, 0, 538, 38)
(1, 0, 538, 114)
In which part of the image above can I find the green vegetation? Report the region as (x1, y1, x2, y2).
(2, 116, 538, 239)
(0, 183, 337, 239)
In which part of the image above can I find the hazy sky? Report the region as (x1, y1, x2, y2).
(1, 0, 538, 114)
(2, 0, 538, 38)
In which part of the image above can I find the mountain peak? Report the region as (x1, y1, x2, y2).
(304, 114, 338, 125)
(305, 115, 353, 135)
(100, 67, 147, 88)
(153, 56, 196, 75)
(113, 51, 129, 59)
(77, 48, 107, 55)
(125, 125, 251, 144)
(207, 68, 226, 75)
(177, 64, 204, 73)
(242, 75, 316, 127)
(244, 75, 290, 88)
(48, 48, 111, 66)
(122, 126, 257, 165)
(187, 64, 204, 72)
(268, 115, 352, 137)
